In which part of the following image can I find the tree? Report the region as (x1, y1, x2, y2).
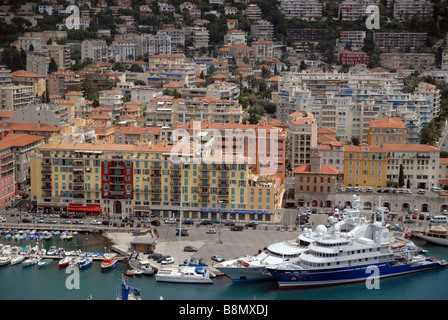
(49, 58, 58, 74)
(351, 136, 360, 146)
(398, 164, 405, 187)
(406, 178, 411, 189)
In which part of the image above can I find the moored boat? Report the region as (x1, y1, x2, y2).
(38, 258, 53, 267)
(413, 225, 448, 246)
(10, 255, 25, 265)
(215, 195, 369, 282)
(22, 256, 40, 267)
(266, 205, 447, 289)
(101, 257, 118, 269)
(155, 265, 213, 284)
(59, 256, 73, 267)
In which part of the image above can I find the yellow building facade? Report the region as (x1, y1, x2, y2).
(343, 144, 387, 190)
(30, 142, 283, 222)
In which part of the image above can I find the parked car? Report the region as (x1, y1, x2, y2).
(182, 220, 194, 225)
(200, 220, 212, 225)
(90, 220, 101, 225)
(245, 222, 257, 227)
(0, 216, 6, 222)
(164, 218, 177, 224)
(183, 246, 198, 252)
(417, 189, 425, 195)
(161, 257, 175, 265)
(21, 218, 31, 223)
(45, 219, 57, 224)
(231, 226, 243, 231)
(418, 214, 425, 220)
(206, 229, 217, 234)
(223, 220, 235, 226)
(176, 229, 189, 236)
(151, 220, 161, 226)
(211, 255, 223, 262)
(61, 219, 71, 224)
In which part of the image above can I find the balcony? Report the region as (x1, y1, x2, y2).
(42, 185, 52, 191)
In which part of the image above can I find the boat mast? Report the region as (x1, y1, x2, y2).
(178, 191, 182, 271)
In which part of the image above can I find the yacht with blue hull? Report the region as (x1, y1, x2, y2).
(266, 206, 447, 289)
(215, 195, 371, 282)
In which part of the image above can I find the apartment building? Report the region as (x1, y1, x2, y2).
(81, 39, 108, 62)
(373, 33, 427, 51)
(111, 39, 137, 62)
(0, 66, 11, 87)
(228, 44, 255, 65)
(286, 110, 318, 169)
(0, 138, 15, 209)
(30, 142, 283, 222)
(393, 0, 433, 20)
(156, 28, 185, 52)
(293, 149, 339, 194)
(281, 0, 323, 20)
(0, 122, 62, 143)
(99, 90, 123, 117)
(286, 28, 329, 44)
(18, 36, 46, 52)
(384, 144, 440, 190)
(224, 29, 247, 46)
(343, 144, 387, 190)
(11, 70, 46, 97)
(139, 34, 172, 57)
(146, 97, 243, 126)
(26, 51, 51, 77)
(66, 91, 92, 118)
(113, 126, 161, 145)
(367, 117, 408, 145)
(252, 40, 274, 62)
(250, 20, 274, 41)
(339, 50, 370, 66)
(339, 0, 376, 21)
(339, 31, 366, 52)
(244, 4, 263, 20)
(0, 85, 34, 111)
(146, 54, 196, 87)
(192, 27, 209, 49)
(48, 70, 82, 96)
(176, 120, 287, 182)
(46, 44, 71, 70)
(379, 53, 436, 70)
(1, 133, 44, 191)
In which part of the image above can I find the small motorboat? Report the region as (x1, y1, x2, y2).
(101, 257, 118, 269)
(22, 256, 40, 267)
(78, 256, 93, 269)
(47, 246, 57, 256)
(124, 270, 135, 276)
(10, 255, 25, 265)
(0, 254, 11, 266)
(38, 258, 53, 267)
(59, 256, 73, 268)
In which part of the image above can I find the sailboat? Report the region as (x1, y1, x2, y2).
(155, 193, 213, 284)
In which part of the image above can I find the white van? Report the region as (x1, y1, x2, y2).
(432, 215, 447, 223)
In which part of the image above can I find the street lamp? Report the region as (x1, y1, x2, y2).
(218, 200, 223, 244)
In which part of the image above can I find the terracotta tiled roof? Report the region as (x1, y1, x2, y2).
(344, 145, 386, 153)
(37, 142, 171, 153)
(382, 144, 440, 152)
(293, 163, 339, 175)
(369, 117, 406, 129)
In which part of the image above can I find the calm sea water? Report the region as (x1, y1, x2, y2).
(0, 233, 448, 300)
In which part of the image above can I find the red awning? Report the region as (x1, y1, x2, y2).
(68, 205, 101, 212)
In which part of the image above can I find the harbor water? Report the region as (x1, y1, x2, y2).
(0, 233, 448, 300)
